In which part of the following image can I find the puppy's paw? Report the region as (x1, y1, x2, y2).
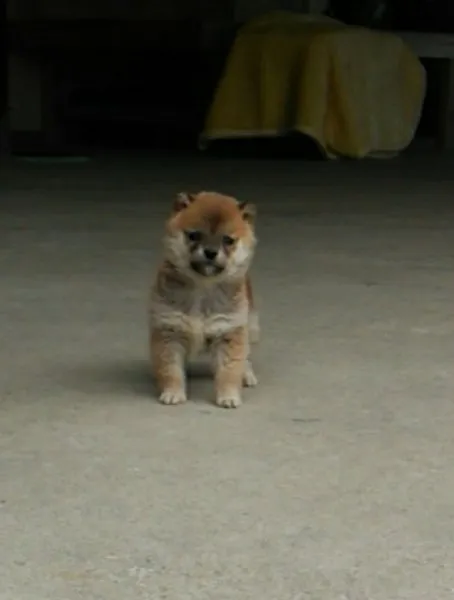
(242, 363, 258, 387)
(216, 391, 242, 409)
(158, 389, 187, 406)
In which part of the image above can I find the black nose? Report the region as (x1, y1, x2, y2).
(204, 248, 218, 261)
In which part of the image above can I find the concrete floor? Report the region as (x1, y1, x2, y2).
(1, 152, 454, 599)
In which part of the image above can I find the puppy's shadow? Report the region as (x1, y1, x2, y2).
(56, 358, 212, 400)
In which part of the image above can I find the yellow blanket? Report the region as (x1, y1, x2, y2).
(200, 12, 426, 159)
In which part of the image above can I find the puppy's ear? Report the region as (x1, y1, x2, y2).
(173, 192, 195, 213)
(238, 201, 256, 223)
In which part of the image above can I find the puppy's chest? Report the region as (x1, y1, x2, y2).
(155, 285, 245, 339)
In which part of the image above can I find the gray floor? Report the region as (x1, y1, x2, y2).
(1, 151, 454, 600)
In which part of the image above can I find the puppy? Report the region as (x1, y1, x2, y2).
(149, 191, 259, 408)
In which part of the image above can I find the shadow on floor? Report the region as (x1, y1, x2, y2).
(54, 358, 213, 400)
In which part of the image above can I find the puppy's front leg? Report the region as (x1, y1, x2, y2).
(214, 327, 248, 409)
(150, 328, 187, 405)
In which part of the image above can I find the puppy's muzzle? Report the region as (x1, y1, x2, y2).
(190, 246, 225, 276)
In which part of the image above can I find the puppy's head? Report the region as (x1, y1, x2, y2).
(164, 191, 256, 280)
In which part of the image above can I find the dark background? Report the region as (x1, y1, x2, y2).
(2, 0, 454, 155)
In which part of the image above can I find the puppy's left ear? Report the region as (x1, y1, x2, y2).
(173, 192, 195, 213)
(238, 201, 256, 224)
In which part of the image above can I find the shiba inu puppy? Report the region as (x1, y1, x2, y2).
(149, 191, 259, 408)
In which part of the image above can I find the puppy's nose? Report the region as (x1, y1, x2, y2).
(203, 248, 218, 261)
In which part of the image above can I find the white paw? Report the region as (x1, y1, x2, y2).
(158, 389, 187, 406)
(242, 365, 258, 387)
(216, 392, 242, 409)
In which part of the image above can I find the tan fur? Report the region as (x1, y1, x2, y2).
(149, 191, 259, 408)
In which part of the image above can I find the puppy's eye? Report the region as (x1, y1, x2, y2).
(185, 230, 202, 243)
(222, 235, 236, 247)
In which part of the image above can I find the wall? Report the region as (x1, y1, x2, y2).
(8, 0, 189, 20)
(6, 0, 327, 140)
(8, 55, 41, 131)
(234, 0, 309, 22)
(309, 0, 328, 13)
(8, 0, 327, 21)
(7, 0, 232, 20)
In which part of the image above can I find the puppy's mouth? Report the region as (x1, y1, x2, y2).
(190, 261, 225, 277)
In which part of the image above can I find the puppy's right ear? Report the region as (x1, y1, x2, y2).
(238, 201, 256, 224)
(173, 192, 195, 213)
